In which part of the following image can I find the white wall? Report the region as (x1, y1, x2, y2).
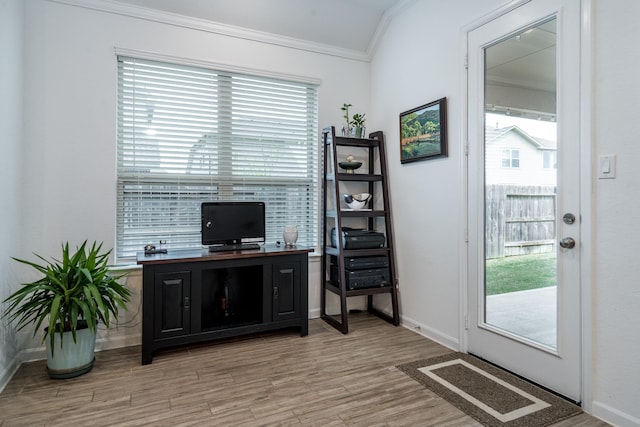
(369, 0, 505, 348)
(0, 0, 24, 391)
(371, 0, 640, 425)
(21, 0, 370, 255)
(591, 1, 640, 425)
(13, 0, 370, 355)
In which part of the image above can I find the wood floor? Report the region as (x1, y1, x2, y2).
(0, 314, 609, 426)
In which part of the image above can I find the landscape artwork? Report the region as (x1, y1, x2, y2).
(400, 97, 448, 163)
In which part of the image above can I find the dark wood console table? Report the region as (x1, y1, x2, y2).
(137, 245, 312, 364)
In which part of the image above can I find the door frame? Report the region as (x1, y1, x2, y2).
(459, 0, 593, 411)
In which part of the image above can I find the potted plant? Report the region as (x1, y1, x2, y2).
(340, 103, 366, 138)
(3, 241, 131, 379)
(351, 113, 366, 138)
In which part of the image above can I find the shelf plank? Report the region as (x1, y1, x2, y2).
(339, 210, 386, 218)
(331, 137, 379, 147)
(336, 173, 383, 182)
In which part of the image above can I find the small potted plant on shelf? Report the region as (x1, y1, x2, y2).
(351, 113, 366, 138)
(341, 103, 353, 136)
(340, 103, 366, 138)
(2, 241, 131, 379)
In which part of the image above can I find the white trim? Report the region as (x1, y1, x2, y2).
(401, 316, 459, 351)
(48, 0, 370, 62)
(578, 0, 594, 413)
(94, 334, 141, 352)
(463, 0, 533, 33)
(308, 308, 321, 319)
(113, 47, 322, 87)
(12, 334, 142, 369)
(0, 355, 20, 394)
(591, 401, 640, 427)
(367, 0, 417, 56)
(110, 263, 141, 272)
(459, 0, 535, 356)
(459, 14, 471, 356)
(17, 347, 45, 364)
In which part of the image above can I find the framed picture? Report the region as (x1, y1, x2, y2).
(399, 97, 447, 164)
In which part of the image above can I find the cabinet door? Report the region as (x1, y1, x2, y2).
(154, 271, 191, 339)
(272, 260, 300, 321)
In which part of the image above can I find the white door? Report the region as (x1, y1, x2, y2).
(466, 0, 582, 401)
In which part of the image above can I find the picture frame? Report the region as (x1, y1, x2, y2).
(399, 97, 448, 164)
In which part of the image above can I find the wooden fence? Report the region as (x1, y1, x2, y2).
(485, 184, 556, 259)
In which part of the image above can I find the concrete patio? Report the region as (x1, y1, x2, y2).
(485, 286, 557, 348)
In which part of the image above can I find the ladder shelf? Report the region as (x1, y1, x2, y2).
(321, 127, 400, 334)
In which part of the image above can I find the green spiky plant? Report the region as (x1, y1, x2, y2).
(3, 241, 131, 355)
(351, 113, 366, 128)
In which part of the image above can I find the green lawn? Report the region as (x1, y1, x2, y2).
(486, 252, 557, 295)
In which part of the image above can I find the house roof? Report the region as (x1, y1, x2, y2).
(485, 125, 556, 150)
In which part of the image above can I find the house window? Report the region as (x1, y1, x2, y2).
(543, 151, 557, 169)
(116, 56, 319, 260)
(501, 149, 520, 168)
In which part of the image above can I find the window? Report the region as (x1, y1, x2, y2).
(116, 56, 319, 260)
(543, 151, 557, 169)
(501, 149, 520, 168)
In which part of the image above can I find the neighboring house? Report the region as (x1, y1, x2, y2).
(484, 125, 557, 257)
(485, 125, 557, 186)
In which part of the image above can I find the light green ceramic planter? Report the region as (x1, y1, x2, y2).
(45, 323, 96, 379)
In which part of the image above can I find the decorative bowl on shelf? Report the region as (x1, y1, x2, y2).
(338, 161, 362, 174)
(343, 193, 371, 210)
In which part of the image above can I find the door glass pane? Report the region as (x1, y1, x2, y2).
(484, 18, 558, 349)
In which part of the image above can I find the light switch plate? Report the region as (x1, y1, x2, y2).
(598, 154, 616, 179)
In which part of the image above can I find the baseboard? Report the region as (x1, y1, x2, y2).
(95, 333, 141, 351)
(14, 333, 143, 367)
(19, 346, 46, 363)
(592, 401, 640, 427)
(400, 314, 459, 351)
(308, 308, 321, 319)
(313, 308, 459, 349)
(0, 354, 21, 394)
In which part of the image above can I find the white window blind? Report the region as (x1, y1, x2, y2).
(116, 56, 319, 260)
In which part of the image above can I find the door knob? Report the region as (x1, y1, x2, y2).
(563, 213, 576, 224)
(559, 237, 576, 249)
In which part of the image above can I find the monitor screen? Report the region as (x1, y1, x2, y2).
(201, 202, 265, 246)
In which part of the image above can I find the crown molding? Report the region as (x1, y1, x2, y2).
(47, 0, 371, 62)
(367, 0, 417, 57)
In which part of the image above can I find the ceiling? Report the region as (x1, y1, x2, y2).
(112, 0, 405, 54)
(106, 0, 555, 113)
(485, 18, 557, 117)
(486, 19, 556, 93)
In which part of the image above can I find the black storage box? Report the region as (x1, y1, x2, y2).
(330, 255, 389, 270)
(330, 227, 386, 249)
(330, 265, 391, 290)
